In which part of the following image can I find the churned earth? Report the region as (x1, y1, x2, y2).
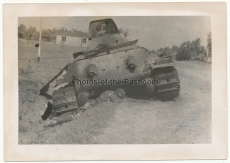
(18, 39, 211, 144)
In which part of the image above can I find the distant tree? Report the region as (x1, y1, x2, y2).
(151, 49, 156, 53)
(201, 46, 207, 56)
(172, 45, 179, 53)
(194, 38, 201, 54)
(42, 29, 52, 42)
(33, 30, 39, 41)
(164, 47, 170, 52)
(207, 32, 212, 57)
(25, 26, 37, 43)
(176, 41, 190, 61)
(158, 48, 163, 52)
(18, 24, 27, 39)
(176, 38, 205, 61)
(49, 28, 57, 43)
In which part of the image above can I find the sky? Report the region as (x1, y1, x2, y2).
(19, 16, 211, 50)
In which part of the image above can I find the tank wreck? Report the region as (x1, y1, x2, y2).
(40, 18, 180, 121)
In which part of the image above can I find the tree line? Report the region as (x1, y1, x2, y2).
(19, 24, 212, 60)
(152, 32, 212, 61)
(18, 24, 54, 42)
(18, 24, 89, 42)
(18, 24, 130, 42)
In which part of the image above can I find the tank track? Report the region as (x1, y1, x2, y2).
(153, 66, 180, 100)
(52, 86, 79, 116)
(50, 67, 180, 116)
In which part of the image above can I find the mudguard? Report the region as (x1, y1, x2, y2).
(39, 64, 72, 99)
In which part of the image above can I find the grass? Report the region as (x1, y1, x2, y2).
(18, 39, 117, 144)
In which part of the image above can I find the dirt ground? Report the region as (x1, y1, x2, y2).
(18, 39, 211, 144)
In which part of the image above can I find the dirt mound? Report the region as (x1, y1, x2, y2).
(19, 79, 47, 137)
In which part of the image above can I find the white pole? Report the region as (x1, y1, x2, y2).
(38, 17, 42, 62)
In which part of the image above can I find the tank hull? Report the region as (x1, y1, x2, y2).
(39, 18, 180, 119)
(40, 47, 180, 117)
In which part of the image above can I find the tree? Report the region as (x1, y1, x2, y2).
(201, 46, 207, 56)
(158, 48, 163, 52)
(164, 47, 170, 52)
(207, 32, 212, 57)
(49, 28, 57, 43)
(175, 38, 208, 61)
(172, 45, 179, 53)
(151, 49, 156, 53)
(18, 24, 27, 39)
(176, 41, 191, 61)
(25, 26, 37, 41)
(42, 29, 52, 42)
(194, 38, 201, 55)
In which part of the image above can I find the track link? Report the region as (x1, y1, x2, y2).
(153, 66, 180, 100)
(52, 86, 79, 116)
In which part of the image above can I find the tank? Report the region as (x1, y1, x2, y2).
(40, 18, 180, 120)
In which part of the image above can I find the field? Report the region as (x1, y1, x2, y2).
(18, 39, 211, 144)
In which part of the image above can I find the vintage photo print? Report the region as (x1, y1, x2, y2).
(4, 3, 227, 161)
(18, 16, 211, 144)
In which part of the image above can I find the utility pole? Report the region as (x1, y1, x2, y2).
(38, 17, 42, 62)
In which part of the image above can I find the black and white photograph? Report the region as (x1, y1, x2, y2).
(4, 2, 227, 161)
(18, 16, 212, 144)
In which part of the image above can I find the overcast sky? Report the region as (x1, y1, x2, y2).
(19, 16, 211, 50)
